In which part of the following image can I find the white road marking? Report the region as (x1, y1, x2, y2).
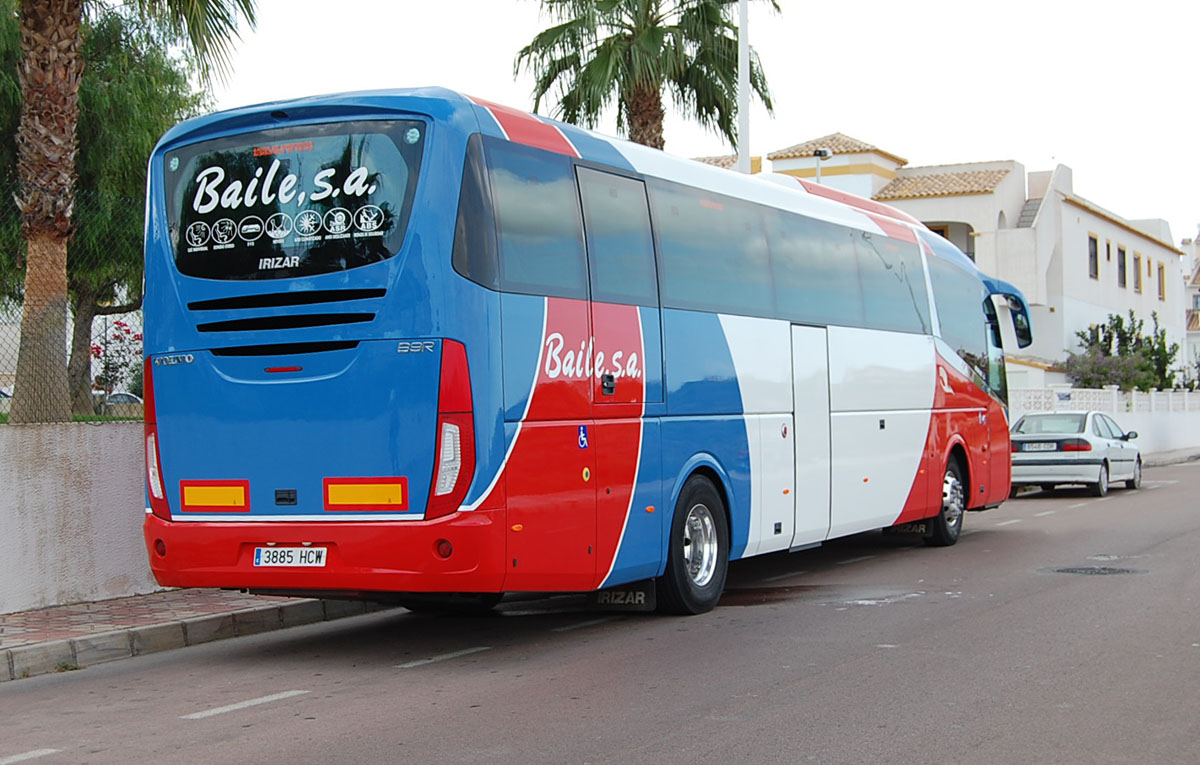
(0, 751, 61, 765)
(1144, 480, 1179, 485)
(995, 519, 1022, 527)
(1069, 502, 1090, 509)
(837, 555, 876, 566)
(1034, 510, 1056, 517)
(396, 646, 491, 669)
(762, 570, 809, 583)
(552, 617, 617, 633)
(181, 690, 309, 720)
(875, 644, 898, 649)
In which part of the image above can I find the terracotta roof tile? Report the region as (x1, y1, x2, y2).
(767, 133, 907, 165)
(693, 154, 737, 169)
(874, 169, 1011, 200)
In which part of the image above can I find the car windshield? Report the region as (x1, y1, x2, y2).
(1013, 413, 1086, 434)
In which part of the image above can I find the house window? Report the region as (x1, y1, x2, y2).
(1157, 263, 1166, 301)
(1133, 254, 1142, 293)
(1117, 247, 1127, 288)
(928, 225, 949, 239)
(1088, 235, 1099, 279)
(1106, 240, 1111, 261)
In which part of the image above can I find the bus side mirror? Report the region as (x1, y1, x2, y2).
(1006, 296, 1033, 348)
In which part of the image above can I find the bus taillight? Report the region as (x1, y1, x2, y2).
(143, 358, 171, 521)
(426, 340, 475, 520)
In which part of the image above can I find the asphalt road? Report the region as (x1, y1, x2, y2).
(3, 462, 1199, 764)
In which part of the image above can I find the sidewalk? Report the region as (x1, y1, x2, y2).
(4, 448, 1197, 684)
(0, 589, 392, 683)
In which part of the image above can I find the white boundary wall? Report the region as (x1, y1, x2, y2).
(0, 423, 159, 615)
(1010, 386, 1200, 454)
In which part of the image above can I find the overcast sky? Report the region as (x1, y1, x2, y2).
(213, 0, 1200, 246)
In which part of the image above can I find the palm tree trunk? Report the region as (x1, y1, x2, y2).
(628, 85, 665, 150)
(9, 0, 84, 423)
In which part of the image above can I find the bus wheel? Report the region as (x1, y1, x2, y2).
(925, 460, 965, 547)
(658, 476, 729, 615)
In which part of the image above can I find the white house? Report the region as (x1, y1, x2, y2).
(767, 135, 1188, 387)
(1180, 236, 1200, 381)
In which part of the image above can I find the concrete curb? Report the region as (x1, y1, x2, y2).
(1143, 450, 1200, 468)
(1, 599, 395, 683)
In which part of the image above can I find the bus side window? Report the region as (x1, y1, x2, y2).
(854, 231, 930, 334)
(576, 167, 658, 307)
(928, 255, 989, 376)
(452, 134, 499, 289)
(768, 211, 862, 328)
(649, 180, 772, 316)
(485, 137, 587, 300)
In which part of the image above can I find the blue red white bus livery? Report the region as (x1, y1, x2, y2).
(142, 86, 1034, 614)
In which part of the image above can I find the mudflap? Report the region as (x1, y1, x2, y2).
(587, 579, 657, 612)
(885, 521, 929, 535)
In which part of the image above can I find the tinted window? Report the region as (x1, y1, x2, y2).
(768, 212, 861, 327)
(487, 138, 587, 299)
(577, 168, 658, 306)
(853, 230, 930, 333)
(983, 297, 1008, 403)
(166, 120, 425, 280)
(927, 255, 988, 374)
(650, 181, 771, 315)
(1013, 413, 1086, 434)
(452, 134, 499, 289)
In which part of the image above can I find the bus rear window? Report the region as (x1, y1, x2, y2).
(164, 119, 425, 280)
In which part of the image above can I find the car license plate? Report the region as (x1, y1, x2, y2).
(1024, 442, 1056, 452)
(253, 547, 327, 567)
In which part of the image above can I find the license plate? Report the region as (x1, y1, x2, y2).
(1024, 442, 1056, 452)
(253, 547, 327, 567)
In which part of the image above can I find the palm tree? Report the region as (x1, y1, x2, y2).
(7, 0, 255, 423)
(515, 0, 776, 150)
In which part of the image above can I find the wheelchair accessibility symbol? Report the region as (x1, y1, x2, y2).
(578, 425, 589, 449)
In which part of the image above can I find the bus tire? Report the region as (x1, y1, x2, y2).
(924, 459, 966, 547)
(658, 476, 729, 615)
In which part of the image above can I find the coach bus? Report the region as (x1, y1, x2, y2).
(142, 87, 1033, 614)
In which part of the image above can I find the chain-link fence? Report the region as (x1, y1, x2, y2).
(0, 179, 144, 422)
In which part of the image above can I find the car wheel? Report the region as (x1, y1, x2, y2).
(1125, 458, 1142, 490)
(1091, 463, 1109, 497)
(658, 475, 729, 615)
(1040, 483, 1056, 492)
(925, 459, 966, 547)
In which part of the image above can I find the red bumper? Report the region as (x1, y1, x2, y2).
(143, 509, 507, 594)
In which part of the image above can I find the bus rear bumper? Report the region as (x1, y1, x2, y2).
(143, 509, 507, 594)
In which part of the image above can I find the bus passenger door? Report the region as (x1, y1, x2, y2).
(500, 294, 597, 592)
(791, 325, 831, 547)
(577, 167, 664, 587)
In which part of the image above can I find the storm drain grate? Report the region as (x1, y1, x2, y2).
(1052, 566, 1144, 576)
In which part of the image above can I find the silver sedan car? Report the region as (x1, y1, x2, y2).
(1010, 410, 1141, 496)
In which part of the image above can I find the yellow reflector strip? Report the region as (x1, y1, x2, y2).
(327, 483, 404, 506)
(183, 484, 245, 507)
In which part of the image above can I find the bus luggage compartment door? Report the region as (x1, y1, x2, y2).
(790, 325, 831, 548)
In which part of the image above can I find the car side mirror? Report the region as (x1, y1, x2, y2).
(1123, 431, 1138, 440)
